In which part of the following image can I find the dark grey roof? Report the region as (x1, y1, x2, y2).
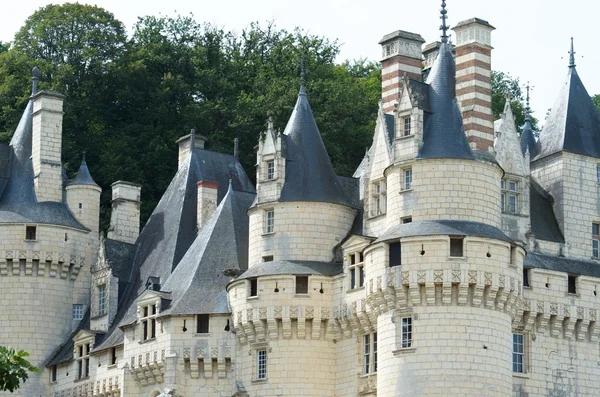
(103, 238, 136, 282)
(525, 252, 600, 278)
(453, 18, 495, 29)
(67, 154, 99, 187)
(94, 148, 255, 350)
(473, 149, 499, 165)
(160, 186, 254, 316)
(337, 176, 360, 208)
(418, 42, 474, 160)
(520, 119, 537, 157)
(374, 220, 514, 245)
(279, 87, 354, 207)
(536, 66, 600, 160)
(46, 310, 102, 366)
(530, 178, 564, 243)
(0, 101, 88, 230)
(407, 80, 431, 112)
(378, 30, 425, 45)
(384, 114, 395, 146)
(236, 260, 342, 281)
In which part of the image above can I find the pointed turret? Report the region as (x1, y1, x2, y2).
(418, 2, 473, 160)
(520, 83, 537, 157)
(536, 38, 600, 159)
(67, 153, 99, 187)
(279, 85, 353, 207)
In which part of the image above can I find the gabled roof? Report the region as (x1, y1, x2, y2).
(279, 86, 354, 207)
(67, 154, 99, 187)
(418, 42, 474, 160)
(159, 185, 254, 315)
(536, 65, 600, 160)
(0, 100, 87, 230)
(494, 100, 527, 175)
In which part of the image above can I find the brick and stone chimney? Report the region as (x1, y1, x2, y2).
(176, 129, 207, 168)
(197, 181, 218, 231)
(379, 30, 425, 113)
(32, 90, 65, 202)
(452, 18, 495, 152)
(107, 181, 141, 244)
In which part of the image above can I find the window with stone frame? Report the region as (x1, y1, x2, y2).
(73, 304, 84, 321)
(363, 332, 378, 374)
(256, 349, 267, 380)
(403, 116, 412, 136)
(348, 252, 364, 290)
(512, 333, 525, 373)
(400, 317, 412, 348)
(372, 180, 386, 216)
(403, 168, 413, 190)
(264, 209, 275, 234)
(501, 179, 519, 214)
(97, 284, 107, 316)
(75, 342, 91, 379)
(266, 160, 275, 180)
(140, 303, 158, 340)
(593, 223, 600, 258)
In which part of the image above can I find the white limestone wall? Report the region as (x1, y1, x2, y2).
(0, 224, 95, 397)
(66, 185, 101, 233)
(384, 162, 418, 230)
(413, 158, 502, 227)
(108, 182, 141, 244)
(247, 202, 356, 265)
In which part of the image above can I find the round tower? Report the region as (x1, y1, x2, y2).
(363, 4, 524, 396)
(230, 83, 357, 396)
(66, 153, 102, 234)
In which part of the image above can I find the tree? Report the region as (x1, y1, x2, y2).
(491, 71, 539, 132)
(592, 94, 600, 113)
(0, 346, 39, 392)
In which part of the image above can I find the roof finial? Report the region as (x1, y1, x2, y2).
(32, 66, 39, 95)
(234, 137, 239, 159)
(299, 56, 306, 95)
(568, 37, 576, 68)
(440, 0, 449, 43)
(82, 151, 87, 164)
(190, 128, 196, 151)
(525, 82, 531, 122)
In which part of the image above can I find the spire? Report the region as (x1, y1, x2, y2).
(32, 66, 39, 95)
(233, 137, 239, 159)
(568, 37, 576, 68)
(68, 152, 99, 187)
(190, 128, 196, 151)
(525, 83, 531, 122)
(440, 0, 449, 43)
(520, 82, 537, 158)
(299, 57, 306, 95)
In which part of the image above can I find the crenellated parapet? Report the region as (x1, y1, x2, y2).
(52, 375, 121, 397)
(0, 249, 85, 279)
(128, 348, 166, 387)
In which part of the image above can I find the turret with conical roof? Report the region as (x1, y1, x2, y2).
(66, 153, 102, 233)
(520, 84, 538, 158)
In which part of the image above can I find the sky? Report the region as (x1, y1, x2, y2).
(0, 0, 597, 125)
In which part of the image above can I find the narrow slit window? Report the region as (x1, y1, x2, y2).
(523, 269, 530, 288)
(257, 349, 267, 380)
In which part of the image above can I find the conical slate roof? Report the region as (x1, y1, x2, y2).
(68, 154, 99, 187)
(279, 86, 354, 207)
(536, 61, 600, 159)
(418, 41, 474, 160)
(521, 118, 537, 157)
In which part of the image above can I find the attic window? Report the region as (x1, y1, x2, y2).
(146, 276, 161, 291)
(296, 276, 309, 294)
(402, 217, 412, 224)
(141, 304, 158, 340)
(450, 237, 464, 257)
(568, 275, 577, 295)
(249, 278, 258, 297)
(197, 314, 210, 333)
(25, 226, 36, 241)
(403, 117, 412, 136)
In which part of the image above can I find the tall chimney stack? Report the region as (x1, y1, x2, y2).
(107, 181, 141, 244)
(452, 18, 495, 152)
(379, 30, 425, 113)
(176, 129, 207, 168)
(197, 181, 218, 231)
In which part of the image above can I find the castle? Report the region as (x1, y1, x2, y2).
(1, 2, 600, 396)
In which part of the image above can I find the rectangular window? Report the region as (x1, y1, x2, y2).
(568, 275, 577, 294)
(98, 285, 106, 315)
(372, 181, 386, 216)
(25, 226, 36, 240)
(523, 268, 530, 287)
(265, 210, 275, 234)
(262, 255, 273, 262)
(389, 242, 401, 267)
(403, 168, 412, 190)
(50, 365, 57, 383)
(501, 179, 518, 214)
(249, 278, 258, 297)
(296, 276, 309, 294)
(73, 304, 83, 321)
(513, 333, 525, 373)
(266, 160, 275, 180)
(197, 314, 210, 333)
(450, 238, 464, 257)
(76, 343, 90, 379)
(140, 304, 157, 340)
(363, 333, 377, 374)
(402, 217, 412, 224)
(593, 223, 600, 258)
(257, 349, 267, 380)
(401, 317, 412, 348)
(110, 347, 117, 365)
(348, 252, 364, 290)
(403, 117, 411, 136)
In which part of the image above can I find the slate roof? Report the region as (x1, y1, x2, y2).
(374, 220, 514, 245)
(407, 80, 431, 112)
(236, 260, 342, 280)
(418, 42, 474, 160)
(536, 65, 600, 160)
(159, 185, 255, 316)
(0, 100, 88, 230)
(525, 252, 600, 278)
(67, 154, 99, 187)
(92, 147, 255, 351)
(520, 117, 537, 158)
(530, 179, 564, 244)
(279, 86, 355, 208)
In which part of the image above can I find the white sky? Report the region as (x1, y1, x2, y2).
(0, 0, 597, 124)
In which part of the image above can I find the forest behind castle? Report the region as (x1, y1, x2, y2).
(0, 3, 544, 228)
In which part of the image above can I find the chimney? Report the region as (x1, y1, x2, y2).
(197, 181, 218, 230)
(234, 137, 239, 159)
(452, 18, 495, 152)
(107, 181, 141, 244)
(176, 129, 207, 168)
(379, 30, 425, 113)
(32, 90, 65, 202)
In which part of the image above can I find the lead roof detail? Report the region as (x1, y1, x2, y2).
(279, 85, 355, 207)
(536, 39, 600, 160)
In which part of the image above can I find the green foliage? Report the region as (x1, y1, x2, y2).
(0, 346, 39, 392)
(592, 94, 600, 113)
(491, 71, 539, 133)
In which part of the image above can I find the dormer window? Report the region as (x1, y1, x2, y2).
(141, 303, 158, 340)
(76, 343, 91, 379)
(266, 160, 275, 180)
(348, 252, 364, 290)
(97, 284, 107, 316)
(501, 179, 518, 214)
(403, 117, 412, 136)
